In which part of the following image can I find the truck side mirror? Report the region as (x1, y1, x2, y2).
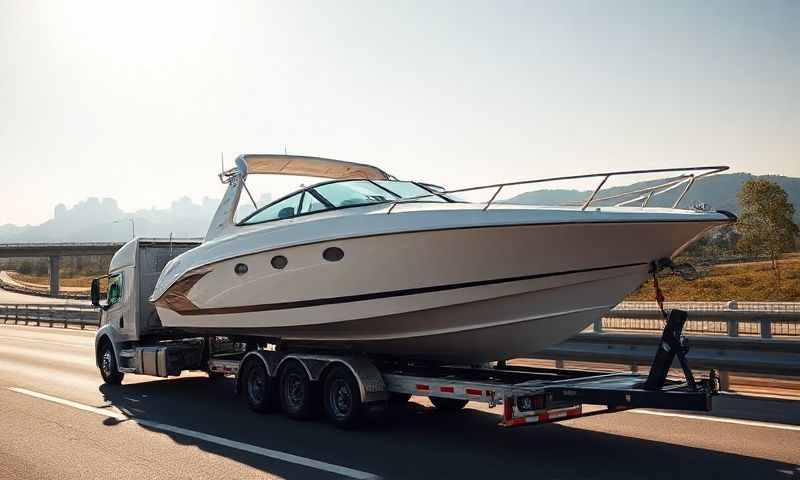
(91, 279, 101, 307)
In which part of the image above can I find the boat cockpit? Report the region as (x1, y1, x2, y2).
(239, 179, 451, 226)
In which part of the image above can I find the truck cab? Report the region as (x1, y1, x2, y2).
(91, 238, 201, 383)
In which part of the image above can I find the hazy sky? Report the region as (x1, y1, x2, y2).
(1, 0, 798, 225)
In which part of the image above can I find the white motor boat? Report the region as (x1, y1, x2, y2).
(150, 154, 734, 362)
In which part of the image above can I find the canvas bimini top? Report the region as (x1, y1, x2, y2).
(230, 154, 391, 181)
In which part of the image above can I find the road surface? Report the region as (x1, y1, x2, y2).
(0, 324, 798, 479)
(0, 282, 87, 305)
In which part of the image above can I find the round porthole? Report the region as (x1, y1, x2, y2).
(234, 263, 248, 275)
(323, 247, 344, 262)
(271, 255, 288, 270)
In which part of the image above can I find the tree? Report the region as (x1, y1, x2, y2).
(736, 179, 799, 284)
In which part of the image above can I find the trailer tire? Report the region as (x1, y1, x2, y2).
(98, 339, 124, 385)
(429, 396, 468, 411)
(243, 360, 273, 413)
(323, 365, 363, 429)
(279, 361, 318, 420)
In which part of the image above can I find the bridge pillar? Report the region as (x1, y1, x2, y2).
(49, 256, 60, 297)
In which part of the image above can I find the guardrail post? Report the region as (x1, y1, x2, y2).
(62, 306, 67, 329)
(555, 359, 565, 369)
(727, 319, 739, 337)
(14, 304, 19, 325)
(593, 318, 603, 333)
(35, 305, 40, 326)
(760, 318, 772, 339)
(630, 364, 639, 373)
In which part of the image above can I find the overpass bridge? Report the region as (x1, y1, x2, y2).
(0, 243, 124, 296)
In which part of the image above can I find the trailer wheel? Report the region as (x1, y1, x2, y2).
(243, 360, 273, 413)
(323, 365, 363, 429)
(98, 340, 124, 385)
(429, 396, 468, 411)
(279, 361, 317, 420)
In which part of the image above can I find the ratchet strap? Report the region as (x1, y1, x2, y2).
(653, 270, 666, 318)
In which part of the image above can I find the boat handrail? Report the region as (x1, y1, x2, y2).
(386, 165, 729, 213)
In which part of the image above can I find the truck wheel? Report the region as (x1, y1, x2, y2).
(429, 397, 468, 411)
(98, 340, 124, 385)
(279, 361, 317, 420)
(244, 360, 273, 413)
(323, 365, 363, 429)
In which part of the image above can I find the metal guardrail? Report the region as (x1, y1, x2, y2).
(0, 304, 99, 329)
(0, 279, 89, 300)
(541, 332, 800, 377)
(602, 302, 800, 338)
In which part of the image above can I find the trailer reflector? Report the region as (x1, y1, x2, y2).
(465, 388, 482, 396)
(500, 404, 583, 427)
(440, 386, 454, 393)
(416, 384, 430, 391)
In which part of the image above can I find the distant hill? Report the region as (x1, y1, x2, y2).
(0, 193, 271, 243)
(0, 172, 796, 243)
(507, 173, 800, 222)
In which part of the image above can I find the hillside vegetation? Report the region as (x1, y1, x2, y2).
(7, 272, 95, 290)
(626, 257, 800, 302)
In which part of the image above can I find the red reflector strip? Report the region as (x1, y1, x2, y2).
(416, 384, 430, 391)
(465, 388, 482, 396)
(440, 386, 454, 393)
(567, 408, 581, 417)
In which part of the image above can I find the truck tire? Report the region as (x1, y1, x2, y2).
(429, 396, 468, 411)
(98, 340, 124, 385)
(243, 360, 273, 413)
(279, 361, 317, 420)
(323, 365, 363, 429)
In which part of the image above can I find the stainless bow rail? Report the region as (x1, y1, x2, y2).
(387, 165, 729, 213)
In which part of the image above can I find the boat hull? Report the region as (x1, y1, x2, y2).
(154, 217, 726, 361)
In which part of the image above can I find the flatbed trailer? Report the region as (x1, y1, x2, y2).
(206, 352, 714, 427)
(105, 310, 717, 429)
(92, 238, 717, 429)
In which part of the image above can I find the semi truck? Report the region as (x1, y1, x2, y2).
(92, 237, 718, 428)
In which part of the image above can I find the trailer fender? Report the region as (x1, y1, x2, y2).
(236, 350, 280, 395)
(280, 354, 388, 404)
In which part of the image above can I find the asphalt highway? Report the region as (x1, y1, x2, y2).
(1, 324, 798, 479)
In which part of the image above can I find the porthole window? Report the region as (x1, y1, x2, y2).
(234, 263, 248, 275)
(323, 247, 344, 262)
(271, 255, 288, 270)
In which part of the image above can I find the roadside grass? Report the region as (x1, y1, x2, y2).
(626, 257, 800, 302)
(7, 272, 94, 289)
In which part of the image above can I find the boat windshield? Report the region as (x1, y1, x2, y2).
(239, 180, 445, 225)
(313, 180, 395, 207)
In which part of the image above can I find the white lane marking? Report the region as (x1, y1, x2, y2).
(633, 409, 800, 432)
(9, 387, 380, 480)
(9, 387, 128, 420)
